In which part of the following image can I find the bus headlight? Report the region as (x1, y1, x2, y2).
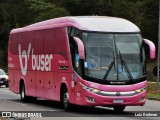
(135, 87, 146, 93)
(80, 83, 101, 94)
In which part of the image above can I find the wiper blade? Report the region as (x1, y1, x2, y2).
(103, 61, 114, 80)
(103, 52, 115, 80)
(119, 51, 133, 81)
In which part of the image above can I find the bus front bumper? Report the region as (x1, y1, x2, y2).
(75, 90, 146, 107)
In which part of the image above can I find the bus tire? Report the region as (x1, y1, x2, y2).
(113, 106, 125, 112)
(62, 89, 71, 111)
(6, 84, 9, 88)
(20, 82, 29, 102)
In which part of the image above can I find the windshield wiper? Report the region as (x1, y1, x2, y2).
(119, 51, 133, 81)
(103, 52, 115, 80)
(103, 61, 114, 80)
(103, 50, 133, 81)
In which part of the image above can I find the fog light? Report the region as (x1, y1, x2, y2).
(86, 97, 95, 103)
(139, 96, 145, 102)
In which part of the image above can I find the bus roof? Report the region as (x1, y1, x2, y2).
(10, 16, 140, 33)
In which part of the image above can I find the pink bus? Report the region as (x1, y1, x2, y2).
(8, 16, 156, 112)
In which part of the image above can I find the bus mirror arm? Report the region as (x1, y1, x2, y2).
(143, 39, 156, 59)
(73, 37, 85, 59)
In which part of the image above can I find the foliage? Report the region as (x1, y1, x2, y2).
(57, 0, 158, 42)
(26, 0, 69, 22)
(0, 0, 159, 71)
(147, 82, 160, 99)
(0, 0, 69, 69)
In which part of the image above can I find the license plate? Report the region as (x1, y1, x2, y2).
(0, 81, 3, 83)
(113, 99, 123, 103)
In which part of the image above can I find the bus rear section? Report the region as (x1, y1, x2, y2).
(8, 27, 74, 103)
(8, 16, 156, 112)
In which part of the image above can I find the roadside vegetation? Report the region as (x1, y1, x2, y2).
(146, 60, 160, 99)
(147, 82, 160, 99)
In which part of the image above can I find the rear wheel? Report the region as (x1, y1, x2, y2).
(20, 82, 32, 102)
(62, 89, 72, 111)
(113, 106, 125, 112)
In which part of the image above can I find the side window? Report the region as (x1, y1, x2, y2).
(17, 32, 26, 55)
(25, 31, 34, 52)
(69, 37, 81, 74)
(10, 32, 33, 55)
(10, 33, 17, 54)
(69, 37, 77, 68)
(18, 32, 26, 46)
(67, 27, 72, 35)
(68, 27, 81, 38)
(34, 30, 44, 54)
(44, 29, 55, 54)
(55, 27, 68, 59)
(68, 27, 74, 37)
(74, 28, 80, 37)
(68, 27, 82, 75)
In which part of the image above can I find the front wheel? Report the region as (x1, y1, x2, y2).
(62, 90, 72, 111)
(113, 106, 125, 112)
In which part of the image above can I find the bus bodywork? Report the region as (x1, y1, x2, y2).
(8, 16, 156, 111)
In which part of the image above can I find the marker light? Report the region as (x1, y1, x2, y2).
(86, 96, 95, 103)
(139, 96, 146, 102)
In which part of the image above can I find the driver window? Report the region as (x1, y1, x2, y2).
(69, 36, 81, 75)
(68, 27, 82, 75)
(67, 27, 81, 38)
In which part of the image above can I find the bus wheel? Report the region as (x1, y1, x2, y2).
(20, 83, 28, 102)
(62, 90, 71, 111)
(113, 106, 125, 112)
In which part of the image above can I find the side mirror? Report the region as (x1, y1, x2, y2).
(143, 39, 156, 59)
(153, 66, 159, 76)
(73, 37, 85, 59)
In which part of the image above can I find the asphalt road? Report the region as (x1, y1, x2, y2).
(0, 86, 159, 120)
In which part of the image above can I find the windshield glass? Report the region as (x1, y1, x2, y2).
(115, 34, 144, 80)
(82, 32, 145, 82)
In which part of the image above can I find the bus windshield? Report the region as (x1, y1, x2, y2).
(82, 32, 145, 82)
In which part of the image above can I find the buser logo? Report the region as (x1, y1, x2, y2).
(18, 43, 31, 76)
(19, 43, 53, 76)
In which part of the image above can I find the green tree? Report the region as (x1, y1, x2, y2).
(0, 0, 69, 69)
(57, 0, 158, 43)
(0, 0, 159, 69)
(26, 0, 69, 22)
